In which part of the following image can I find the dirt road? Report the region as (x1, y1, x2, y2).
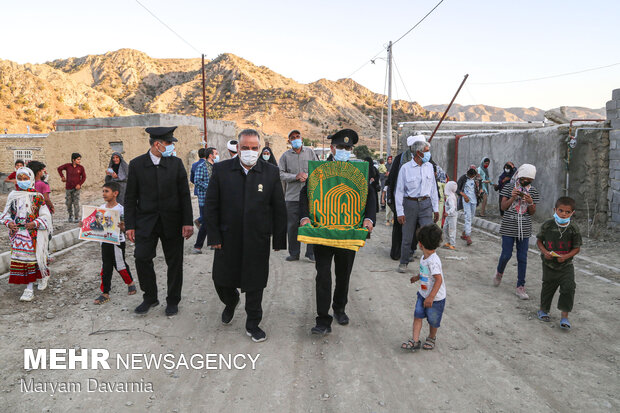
(0, 210, 618, 412)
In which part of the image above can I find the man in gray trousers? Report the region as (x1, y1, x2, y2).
(278, 130, 319, 262)
(394, 135, 439, 272)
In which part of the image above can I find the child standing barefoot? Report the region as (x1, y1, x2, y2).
(0, 167, 52, 301)
(402, 224, 446, 352)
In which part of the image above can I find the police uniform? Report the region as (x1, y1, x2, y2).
(299, 129, 377, 334)
(125, 127, 193, 315)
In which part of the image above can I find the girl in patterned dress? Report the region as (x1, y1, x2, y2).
(0, 167, 52, 301)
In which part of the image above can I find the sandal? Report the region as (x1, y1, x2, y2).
(94, 294, 110, 305)
(128, 285, 137, 295)
(560, 318, 571, 330)
(401, 339, 421, 351)
(423, 336, 436, 350)
(537, 310, 550, 322)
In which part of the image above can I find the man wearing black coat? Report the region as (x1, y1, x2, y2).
(125, 126, 194, 316)
(206, 129, 287, 343)
(385, 146, 409, 261)
(299, 129, 377, 335)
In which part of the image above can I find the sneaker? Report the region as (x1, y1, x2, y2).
(515, 286, 529, 300)
(310, 325, 332, 335)
(285, 255, 300, 262)
(305, 254, 315, 262)
(20, 288, 34, 302)
(493, 272, 503, 287)
(222, 296, 240, 325)
(398, 263, 408, 273)
(465, 236, 473, 246)
(192, 248, 203, 254)
(134, 300, 160, 314)
(37, 276, 49, 291)
(246, 327, 267, 342)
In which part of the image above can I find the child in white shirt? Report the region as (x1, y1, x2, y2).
(402, 224, 446, 352)
(442, 181, 458, 249)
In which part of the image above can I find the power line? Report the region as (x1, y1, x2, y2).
(392, 0, 446, 46)
(344, 0, 446, 79)
(471, 61, 620, 85)
(392, 53, 435, 132)
(135, 0, 202, 55)
(344, 48, 385, 79)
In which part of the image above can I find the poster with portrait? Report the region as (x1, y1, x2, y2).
(79, 205, 121, 245)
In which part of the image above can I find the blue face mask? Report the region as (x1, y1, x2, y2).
(334, 149, 351, 162)
(554, 212, 571, 225)
(291, 138, 302, 149)
(214, 155, 220, 163)
(419, 151, 431, 163)
(159, 143, 175, 157)
(17, 180, 31, 190)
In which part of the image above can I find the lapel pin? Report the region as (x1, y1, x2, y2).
(258, 184, 263, 192)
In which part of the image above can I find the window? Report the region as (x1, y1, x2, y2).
(109, 142, 124, 153)
(14, 150, 33, 163)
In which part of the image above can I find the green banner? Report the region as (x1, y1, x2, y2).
(297, 160, 369, 251)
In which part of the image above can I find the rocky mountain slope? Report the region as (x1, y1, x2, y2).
(1, 48, 604, 140)
(2, 49, 440, 140)
(424, 103, 605, 122)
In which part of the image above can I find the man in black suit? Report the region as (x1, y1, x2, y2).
(205, 129, 287, 343)
(299, 129, 377, 335)
(125, 126, 194, 316)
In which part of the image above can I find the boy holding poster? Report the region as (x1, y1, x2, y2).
(93, 182, 136, 304)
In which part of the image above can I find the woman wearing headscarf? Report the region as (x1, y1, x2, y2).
(477, 157, 492, 217)
(260, 147, 278, 167)
(0, 167, 52, 302)
(105, 152, 129, 205)
(494, 162, 516, 216)
(493, 164, 539, 300)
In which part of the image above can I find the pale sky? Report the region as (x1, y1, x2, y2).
(3, 0, 618, 109)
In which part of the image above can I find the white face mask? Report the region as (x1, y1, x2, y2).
(240, 150, 259, 167)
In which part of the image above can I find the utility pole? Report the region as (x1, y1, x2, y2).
(379, 106, 384, 159)
(201, 54, 208, 147)
(386, 41, 393, 158)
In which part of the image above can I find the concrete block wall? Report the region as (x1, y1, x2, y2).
(430, 126, 569, 215)
(607, 88, 620, 227)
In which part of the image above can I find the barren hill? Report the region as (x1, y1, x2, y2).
(424, 103, 605, 122)
(1, 48, 605, 141)
(40, 49, 440, 142)
(0, 59, 134, 133)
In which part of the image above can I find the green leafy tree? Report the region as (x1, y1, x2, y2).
(353, 145, 375, 159)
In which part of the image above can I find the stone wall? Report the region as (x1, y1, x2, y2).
(607, 88, 620, 227)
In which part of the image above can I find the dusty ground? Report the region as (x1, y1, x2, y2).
(0, 202, 618, 412)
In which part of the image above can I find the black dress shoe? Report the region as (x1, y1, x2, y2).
(221, 296, 240, 325)
(334, 311, 349, 325)
(134, 300, 159, 314)
(246, 327, 267, 342)
(310, 325, 332, 335)
(285, 255, 300, 262)
(165, 304, 178, 316)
